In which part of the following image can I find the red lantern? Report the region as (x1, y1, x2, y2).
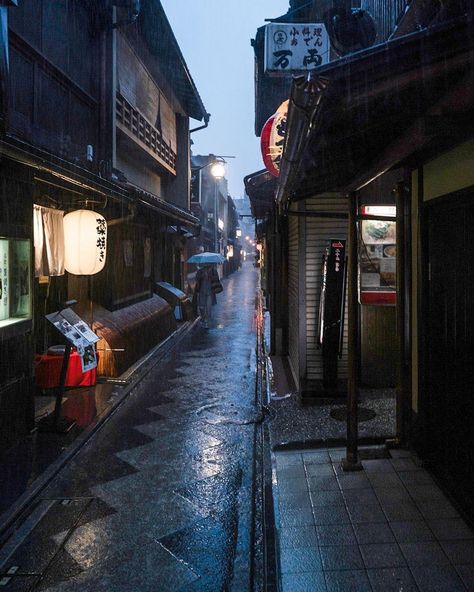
(260, 100, 289, 177)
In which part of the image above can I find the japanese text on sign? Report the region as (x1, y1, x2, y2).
(264, 23, 329, 74)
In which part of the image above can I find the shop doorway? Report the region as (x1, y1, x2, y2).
(424, 194, 474, 517)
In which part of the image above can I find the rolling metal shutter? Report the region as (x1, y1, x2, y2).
(287, 207, 300, 387)
(305, 196, 349, 387)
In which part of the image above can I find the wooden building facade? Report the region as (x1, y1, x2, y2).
(250, 0, 474, 519)
(0, 0, 207, 453)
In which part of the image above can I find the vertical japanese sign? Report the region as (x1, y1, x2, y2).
(318, 239, 347, 391)
(264, 23, 329, 74)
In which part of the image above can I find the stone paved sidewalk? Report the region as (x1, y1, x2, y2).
(273, 447, 474, 592)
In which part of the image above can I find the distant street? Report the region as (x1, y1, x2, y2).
(1, 263, 260, 592)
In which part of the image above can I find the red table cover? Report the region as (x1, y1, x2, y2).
(35, 351, 99, 388)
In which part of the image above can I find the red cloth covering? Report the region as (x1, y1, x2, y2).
(35, 351, 99, 388)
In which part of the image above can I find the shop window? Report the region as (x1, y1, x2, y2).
(0, 238, 32, 328)
(359, 206, 396, 305)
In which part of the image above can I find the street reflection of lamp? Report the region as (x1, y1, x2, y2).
(210, 161, 225, 253)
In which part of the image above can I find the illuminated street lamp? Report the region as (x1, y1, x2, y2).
(210, 159, 225, 253)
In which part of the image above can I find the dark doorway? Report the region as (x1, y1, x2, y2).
(424, 193, 474, 520)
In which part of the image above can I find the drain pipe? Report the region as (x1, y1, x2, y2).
(190, 112, 211, 134)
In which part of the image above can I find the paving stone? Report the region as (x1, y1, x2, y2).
(279, 547, 322, 574)
(411, 565, 466, 592)
(367, 567, 418, 592)
(302, 451, 331, 465)
(359, 543, 406, 569)
(382, 501, 424, 522)
(400, 541, 451, 567)
(346, 500, 387, 524)
(315, 524, 357, 547)
(280, 570, 327, 592)
(278, 507, 315, 527)
(427, 518, 474, 541)
(366, 472, 404, 489)
(439, 539, 474, 564)
(312, 505, 351, 526)
(304, 464, 335, 478)
(324, 569, 372, 592)
(374, 486, 412, 504)
(361, 459, 395, 473)
(417, 499, 460, 520)
(390, 458, 421, 472)
(277, 478, 309, 496)
(390, 520, 435, 543)
(307, 474, 340, 492)
(455, 564, 474, 590)
(337, 473, 371, 490)
(309, 490, 345, 508)
(319, 545, 364, 571)
(277, 465, 307, 481)
(278, 526, 318, 550)
(352, 522, 396, 545)
(342, 488, 379, 505)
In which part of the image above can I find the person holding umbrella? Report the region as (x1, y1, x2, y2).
(188, 252, 224, 328)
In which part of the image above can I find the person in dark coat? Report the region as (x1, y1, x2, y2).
(193, 264, 220, 327)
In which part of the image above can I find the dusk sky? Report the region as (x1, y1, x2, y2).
(160, 0, 290, 198)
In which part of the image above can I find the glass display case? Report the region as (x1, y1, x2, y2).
(359, 206, 396, 305)
(0, 237, 32, 329)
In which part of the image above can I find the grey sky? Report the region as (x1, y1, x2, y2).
(160, 0, 289, 198)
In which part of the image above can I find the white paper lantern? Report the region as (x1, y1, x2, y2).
(64, 210, 107, 275)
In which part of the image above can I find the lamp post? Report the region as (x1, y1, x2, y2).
(210, 161, 225, 253)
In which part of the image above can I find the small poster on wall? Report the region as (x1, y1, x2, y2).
(123, 240, 133, 267)
(144, 237, 151, 278)
(0, 239, 9, 322)
(359, 206, 397, 304)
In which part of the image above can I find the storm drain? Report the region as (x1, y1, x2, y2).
(330, 406, 377, 422)
(196, 403, 264, 426)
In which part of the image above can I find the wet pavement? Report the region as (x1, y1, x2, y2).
(0, 263, 260, 591)
(272, 447, 474, 592)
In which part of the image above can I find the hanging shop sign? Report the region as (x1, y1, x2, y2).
(264, 23, 329, 74)
(64, 210, 107, 275)
(260, 99, 288, 177)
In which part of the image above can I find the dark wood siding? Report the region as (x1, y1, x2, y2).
(423, 193, 474, 520)
(8, 0, 100, 162)
(361, 0, 409, 41)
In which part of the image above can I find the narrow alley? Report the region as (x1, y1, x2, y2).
(0, 264, 261, 591)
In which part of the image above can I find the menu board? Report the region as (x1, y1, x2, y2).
(0, 239, 9, 321)
(46, 308, 99, 372)
(0, 237, 32, 327)
(359, 206, 396, 304)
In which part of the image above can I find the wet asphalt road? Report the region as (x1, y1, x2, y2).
(0, 263, 260, 591)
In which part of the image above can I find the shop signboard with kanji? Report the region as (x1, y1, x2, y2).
(264, 23, 329, 74)
(46, 308, 99, 372)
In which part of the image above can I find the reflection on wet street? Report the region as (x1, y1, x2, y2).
(0, 263, 259, 591)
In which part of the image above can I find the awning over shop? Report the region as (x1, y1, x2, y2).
(243, 169, 277, 219)
(277, 12, 474, 204)
(124, 183, 200, 227)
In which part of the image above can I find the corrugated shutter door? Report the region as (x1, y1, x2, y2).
(305, 197, 349, 386)
(287, 211, 299, 387)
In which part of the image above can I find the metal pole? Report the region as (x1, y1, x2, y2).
(343, 192, 362, 471)
(395, 182, 406, 444)
(214, 178, 218, 253)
